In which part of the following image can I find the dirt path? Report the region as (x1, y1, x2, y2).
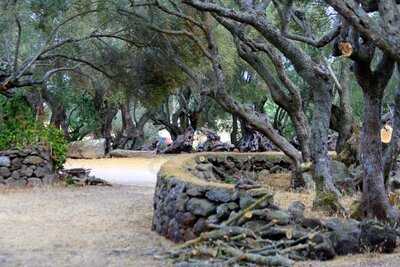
(64, 157, 170, 186)
(0, 185, 171, 267)
(1, 156, 400, 267)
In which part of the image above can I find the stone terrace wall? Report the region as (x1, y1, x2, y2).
(0, 146, 57, 187)
(152, 153, 285, 242)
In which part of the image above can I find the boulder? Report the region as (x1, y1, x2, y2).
(109, 149, 156, 158)
(0, 156, 10, 167)
(68, 139, 106, 159)
(186, 198, 216, 217)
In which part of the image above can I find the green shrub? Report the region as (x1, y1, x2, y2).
(0, 94, 68, 169)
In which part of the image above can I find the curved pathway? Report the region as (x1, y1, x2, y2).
(0, 157, 171, 267)
(1, 156, 399, 267)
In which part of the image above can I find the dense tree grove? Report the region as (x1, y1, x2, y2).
(2, 0, 400, 222)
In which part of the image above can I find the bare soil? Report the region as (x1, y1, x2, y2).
(0, 185, 172, 267)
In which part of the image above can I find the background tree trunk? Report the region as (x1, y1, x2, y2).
(311, 80, 341, 207)
(231, 114, 239, 146)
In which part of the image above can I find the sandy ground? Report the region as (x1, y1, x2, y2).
(0, 185, 172, 267)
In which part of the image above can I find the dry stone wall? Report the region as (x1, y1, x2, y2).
(0, 147, 57, 187)
(152, 153, 283, 242)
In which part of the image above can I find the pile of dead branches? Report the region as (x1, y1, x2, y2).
(161, 189, 399, 266)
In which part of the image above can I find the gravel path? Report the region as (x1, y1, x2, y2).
(0, 185, 171, 267)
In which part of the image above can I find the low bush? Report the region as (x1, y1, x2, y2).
(0, 94, 67, 169)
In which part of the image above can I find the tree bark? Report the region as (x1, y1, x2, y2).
(101, 106, 118, 154)
(335, 61, 354, 153)
(361, 92, 398, 220)
(231, 114, 239, 146)
(383, 75, 400, 187)
(311, 80, 341, 199)
(115, 101, 150, 150)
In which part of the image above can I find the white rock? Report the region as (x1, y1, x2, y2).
(68, 139, 106, 159)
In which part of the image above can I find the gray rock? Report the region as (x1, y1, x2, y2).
(186, 198, 216, 216)
(167, 218, 182, 242)
(216, 202, 239, 220)
(11, 157, 22, 170)
(35, 166, 51, 178)
(27, 178, 42, 187)
(0, 156, 10, 167)
(0, 167, 11, 178)
(68, 138, 106, 159)
(195, 163, 217, 180)
(309, 233, 336, 260)
(186, 186, 206, 197)
(193, 218, 208, 234)
(205, 188, 235, 202)
(23, 156, 44, 165)
(360, 220, 397, 253)
(20, 166, 34, 177)
(175, 212, 196, 227)
(206, 214, 219, 225)
(325, 218, 361, 255)
(216, 204, 230, 220)
(39, 150, 51, 161)
(11, 170, 20, 180)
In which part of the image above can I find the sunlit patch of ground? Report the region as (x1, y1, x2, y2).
(65, 156, 173, 186)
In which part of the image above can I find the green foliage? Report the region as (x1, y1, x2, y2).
(0, 95, 68, 169)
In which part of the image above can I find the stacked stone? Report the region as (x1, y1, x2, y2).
(152, 174, 273, 242)
(0, 147, 56, 187)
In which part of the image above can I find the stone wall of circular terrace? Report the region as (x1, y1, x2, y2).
(151, 152, 292, 242)
(0, 146, 57, 187)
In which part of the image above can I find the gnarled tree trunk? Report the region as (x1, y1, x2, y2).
(361, 92, 398, 220)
